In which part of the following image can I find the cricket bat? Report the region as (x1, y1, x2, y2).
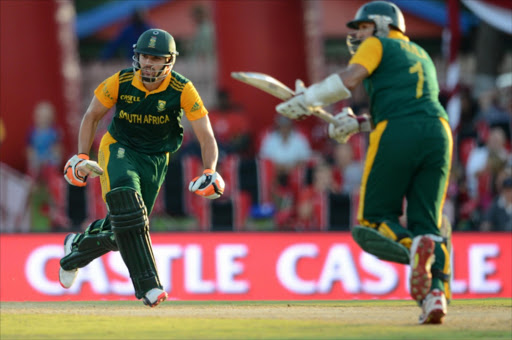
(231, 72, 337, 125)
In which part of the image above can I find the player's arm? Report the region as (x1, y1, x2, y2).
(338, 63, 370, 90)
(78, 96, 111, 155)
(78, 72, 119, 155)
(64, 74, 118, 187)
(276, 36, 381, 120)
(326, 63, 372, 143)
(183, 82, 225, 199)
(188, 115, 225, 199)
(189, 115, 218, 171)
(64, 96, 110, 186)
(327, 38, 383, 143)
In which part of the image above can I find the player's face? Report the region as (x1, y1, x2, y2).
(346, 21, 375, 55)
(139, 54, 168, 80)
(356, 22, 375, 41)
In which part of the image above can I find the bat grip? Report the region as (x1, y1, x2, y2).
(313, 108, 338, 125)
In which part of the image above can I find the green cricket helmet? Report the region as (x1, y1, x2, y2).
(132, 29, 179, 82)
(346, 1, 406, 54)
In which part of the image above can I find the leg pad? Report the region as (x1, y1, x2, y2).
(352, 225, 410, 264)
(60, 220, 118, 270)
(106, 187, 162, 299)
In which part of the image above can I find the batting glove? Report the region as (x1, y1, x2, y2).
(189, 169, 225, 199)
(63, 153, 104, 187)
(275, 79, 314, 120)
(328, 108, 372, 144)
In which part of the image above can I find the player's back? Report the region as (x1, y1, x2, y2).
(363, 37, 448, 125)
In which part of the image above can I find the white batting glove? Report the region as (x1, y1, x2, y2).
(189, 169, 225, 199)
(328, 108, 372, 144)
(275, 79, 314, 120)
(63, 154, 104, 187)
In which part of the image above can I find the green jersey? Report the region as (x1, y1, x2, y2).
(362, 37, 448, 125)
(94, 68, 208, 154)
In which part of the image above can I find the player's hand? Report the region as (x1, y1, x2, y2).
(63, 154, 104, 187)
(328, 108, 371, 144)
(189, 169, 225, 199)
(275, 79, 314, 120)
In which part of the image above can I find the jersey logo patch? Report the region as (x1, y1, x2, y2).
(191, 102, 201, 112)
(117, 148, 125, 159)
(157, 100, 166, 112)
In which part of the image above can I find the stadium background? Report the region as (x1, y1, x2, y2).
(0, 0, 511, 302)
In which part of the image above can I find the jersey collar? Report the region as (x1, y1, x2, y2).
(132, 70, 172, 95)
(388, 30, 410, 42)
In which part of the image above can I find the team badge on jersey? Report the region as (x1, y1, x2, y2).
(157, 100, 166, 112)
(117, 148, 125, 159)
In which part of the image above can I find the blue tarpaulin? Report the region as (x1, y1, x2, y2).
(75, 0, 478, 39)
(76, 0, 169, 39)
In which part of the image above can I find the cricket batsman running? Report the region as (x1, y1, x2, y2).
(276, 1, 452, 324)
(59, 28, 224, 307)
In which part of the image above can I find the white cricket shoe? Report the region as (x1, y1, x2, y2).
(142, 288, 168, 307)
(59, 233, 78, 289)
(410, 235, 435, 302)
(418, 289, 447, 324)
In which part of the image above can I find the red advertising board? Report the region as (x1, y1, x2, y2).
(1, 233, 510, 302)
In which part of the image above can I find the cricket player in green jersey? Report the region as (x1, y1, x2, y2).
(276, 1, 452, 324)
(60, 28, 225, 307)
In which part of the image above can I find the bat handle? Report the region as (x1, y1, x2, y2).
(312, 107, 338, 125)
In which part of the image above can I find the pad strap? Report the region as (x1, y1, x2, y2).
(432, 268, 450, 282)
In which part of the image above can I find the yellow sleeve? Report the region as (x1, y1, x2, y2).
(348, 37, 383, 75)
(94, 72, 119, 109)
(182, 82, 208, 121)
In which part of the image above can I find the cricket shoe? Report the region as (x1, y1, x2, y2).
(142, 288, 168, 307)
(418, 289, 447, 324)
(59, 233, 78, 289)
(410, 235, 435, 302)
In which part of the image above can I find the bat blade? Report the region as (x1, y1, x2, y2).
(231, 71, 338, 125)
(231, 72, 294, 101)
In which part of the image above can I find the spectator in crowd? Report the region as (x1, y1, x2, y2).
(101, 10, 151, 61)
(475, 86, 511, 140)
(465, 127, 509, 202)
(480, 176, 512, 231)
(495, 72, 512, 123)
(455, 86, 480, 144)
(26, 101, 69, 229)
(331, 142, 363, 194)
(208, 89, 251, 158)
(260, 116, 312, 229)
(295, 160, 334, 230)
(188, 5, 215, 62)
(259, 116, 312, 176)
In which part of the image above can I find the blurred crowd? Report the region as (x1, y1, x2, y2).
(442, 80, 512, 232)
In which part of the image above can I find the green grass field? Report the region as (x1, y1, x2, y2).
(1, 299, 511, 339)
